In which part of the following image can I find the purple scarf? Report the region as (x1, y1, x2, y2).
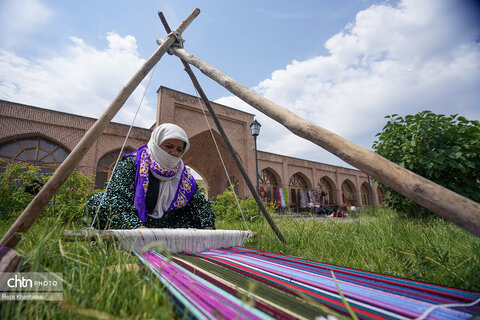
(127, 145, 196, 222)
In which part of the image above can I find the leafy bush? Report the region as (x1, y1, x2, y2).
(0, 160, 42, 215)
(212, 187, 262, 224)
(0, 160, 97, 222)
(372, 111, 480, 217)
(44, 169, 99, 223)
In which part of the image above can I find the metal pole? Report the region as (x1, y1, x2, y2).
(254, 135, 259, 194)
(367, 175, 376, 214)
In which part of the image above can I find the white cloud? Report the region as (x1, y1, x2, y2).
(217, 0, 480, 168)
(0, 33, 156, 128)
(0, 0, 53, 47)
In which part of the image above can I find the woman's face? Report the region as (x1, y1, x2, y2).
(160, 139, 185, 157)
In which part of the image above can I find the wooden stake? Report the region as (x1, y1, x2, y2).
(156, 40, 480, 238)
(0, 9, 201, 249)
(157, 12, 286, 243)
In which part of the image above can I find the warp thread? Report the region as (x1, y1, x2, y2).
(111, 228, 253, 253)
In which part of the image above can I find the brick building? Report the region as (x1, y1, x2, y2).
(0, 86, 383, 211)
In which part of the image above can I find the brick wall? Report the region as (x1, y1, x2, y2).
(0, 88, 380, 207)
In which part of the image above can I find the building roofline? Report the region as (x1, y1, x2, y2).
(258, 149, 361, 172)
(158, 86, 256, 117)
(0, 99, 154, 133)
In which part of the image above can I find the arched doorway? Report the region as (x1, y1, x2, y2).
(95, 148, 135, 189)
(361, 182, 372, 206)
(183, 130, 242, 198)
(258, 169, 278, 203)
(289, 173, 308, 212)
(318, 177, 335, 205)
(226, 175, 240, 196)
(187, 165, 209, 198)
(341, 180, 357, 207)
(0, 136, 69, 175)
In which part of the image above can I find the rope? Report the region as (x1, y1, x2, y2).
(192, 89, 250, 232)
(166, 31, 185, 55)
(90, 63, 158, 229)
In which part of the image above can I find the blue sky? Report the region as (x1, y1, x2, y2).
(1, 0, 479, 169)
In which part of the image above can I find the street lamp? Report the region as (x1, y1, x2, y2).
(250, 120, 261, 194)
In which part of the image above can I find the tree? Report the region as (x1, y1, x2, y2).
(372, 110, 480, 217)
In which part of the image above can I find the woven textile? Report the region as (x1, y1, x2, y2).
(311, 189, 320, 205)
(138, 250, 274, 320)
(186, 247, 480, 320)
(173, 253, 336, 319)
(299, 190, 309, 208)
(278, 188, 286, 207)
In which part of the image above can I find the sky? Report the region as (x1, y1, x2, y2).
(1, 0, 479, 170)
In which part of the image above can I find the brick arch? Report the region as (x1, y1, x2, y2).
(289, 172, 311, 212)
(340, 179, 359, 207)
(225, 174, 240, 197)
(182, 129, 243, 198)
(318, 175, 338, 206)
(94, 147, 136, 189)
(156, 87, 256, 199)
(258, 167, 281, 203)
(258, 166, 283, 187)
(361, 182, 373, 206)
(185, 164, 211, 198)
(0, 135, 70, 173)
(0, 132, 72, 152)
(290, 171, 312, 189)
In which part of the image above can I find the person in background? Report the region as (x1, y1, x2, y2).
(86, 123, 215, 230)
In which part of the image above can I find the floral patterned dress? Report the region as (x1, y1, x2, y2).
(85, 156, 216, 230)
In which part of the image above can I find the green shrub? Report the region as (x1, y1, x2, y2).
(373, 111, 480, 217)
(0, 160, 42, 215)
(44, 169, 99, 223)
(211, 187, 261, 224)
(0, 160, 97, 223)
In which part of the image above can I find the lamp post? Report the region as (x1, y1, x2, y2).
(250, 120, 261, 194)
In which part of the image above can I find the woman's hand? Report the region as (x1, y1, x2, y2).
(136, 225, 149, 229)
(204, 226, 214, 230)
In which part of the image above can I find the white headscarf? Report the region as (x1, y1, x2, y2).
(146, 123, 190, 219)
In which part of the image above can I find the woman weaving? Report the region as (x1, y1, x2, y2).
(86, 123, 216, 230)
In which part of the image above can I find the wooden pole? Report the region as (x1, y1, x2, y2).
(156, 39, 480, 238)
(157, 12, 286, 244)
(0, 9, 201, 249)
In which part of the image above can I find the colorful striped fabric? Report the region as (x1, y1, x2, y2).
(138, 250, 275, 320)
(173, 252, 337, 319)
(184, 247, 480, 320)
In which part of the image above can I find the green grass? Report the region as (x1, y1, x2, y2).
(231, 208, 480, 291)
(1, 214, 175, 319)
(1, 207, 479, 318)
